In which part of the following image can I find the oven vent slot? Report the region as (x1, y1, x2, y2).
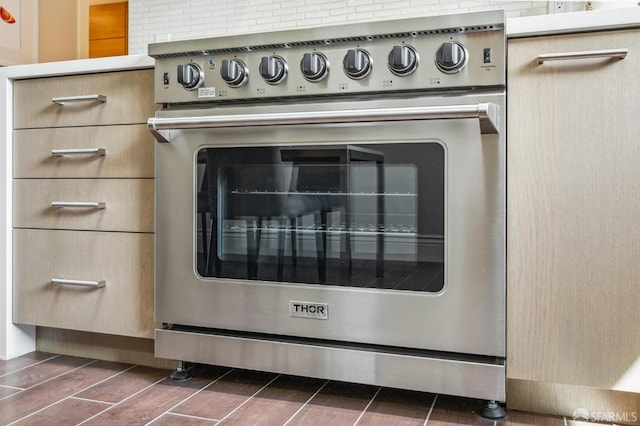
(150, 23, 503, 59)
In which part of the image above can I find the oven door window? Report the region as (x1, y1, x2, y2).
(196, 143, 444, 292)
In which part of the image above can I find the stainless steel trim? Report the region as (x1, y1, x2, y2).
(51, 277, 106, 288)
(52, 94, 107, 105)
(51, 201, 106, 209)
(148, 103, 500, 143)
(537, 48, 628, 64)
(51, 148, 106, 156)
(148, 10, 504, 58)
(155, 328, 506, 401)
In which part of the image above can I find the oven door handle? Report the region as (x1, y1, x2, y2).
(147, 103, 500, 143)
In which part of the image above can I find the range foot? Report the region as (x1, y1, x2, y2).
(170, 361, 192, 382)
(479, 400, 506, 420)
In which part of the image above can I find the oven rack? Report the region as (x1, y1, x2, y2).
(222, 222, 417, 236)
(229, 190, 417, 197)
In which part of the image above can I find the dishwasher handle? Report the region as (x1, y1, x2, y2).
(537, 48, 628, 65)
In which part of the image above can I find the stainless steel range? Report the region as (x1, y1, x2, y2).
(147, 10, 506, 404)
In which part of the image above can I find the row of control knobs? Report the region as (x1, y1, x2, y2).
(177, 41, 467, 90)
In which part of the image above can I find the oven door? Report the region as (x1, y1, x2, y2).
(151, 93, 505, 358)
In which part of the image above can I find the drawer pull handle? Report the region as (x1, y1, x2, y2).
(537, 48, 628, 64)
(51, 201, 106, 209)
(51, 148, 106, 157)
(51, 278, 106, 288)
(52, 94, 107, 105)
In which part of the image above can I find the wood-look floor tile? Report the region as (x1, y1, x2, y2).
(0, 352, 57, 377)
(0, 360, 130, 425)
(153, 413, 219, 425)
(218, 374, 325, 425)
(285, 380, 379, 426)
(75, 365, 170, 404)
(427, 395, 495, 426)
(356, 387, 435, 426)
(0, 385, 22, 398)
(11, 395, 111, 426)
(504, 410, 565, 425)
(170, 368, 278, 420)
(82, 368, 227, 425)
(0, 355, 92, 389)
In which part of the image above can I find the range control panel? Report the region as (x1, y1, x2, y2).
(149, 10, 505, 104)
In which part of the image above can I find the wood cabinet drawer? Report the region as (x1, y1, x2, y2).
(14, 124, 154, 178)
(13, 229, 154, 338)
(13, 69, 157, 129)
(14, 179, 154, 232)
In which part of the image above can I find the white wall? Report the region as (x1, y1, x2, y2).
(128, 0, 550, 54)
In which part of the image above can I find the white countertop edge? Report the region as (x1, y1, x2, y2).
(507, 7, 640, 38)
(0, 54, 155, 80)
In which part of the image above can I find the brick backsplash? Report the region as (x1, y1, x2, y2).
(129, 0, 550, 54)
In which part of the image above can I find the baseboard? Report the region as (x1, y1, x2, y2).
(36, 327, 177, 370)
(507, 378, 639, 425)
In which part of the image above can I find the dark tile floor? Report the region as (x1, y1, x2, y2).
(0, 352, 613, 425)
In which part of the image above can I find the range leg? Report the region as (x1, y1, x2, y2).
(479, 400, 506, 420)
(170, 360, 192, 381)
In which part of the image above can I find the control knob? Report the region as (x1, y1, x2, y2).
(435, 41, 467, 74)
(343, 49, 372, 79)
(300, 52, 329, 82)
(177, 63, 204, 90)
(220, 59, 249, 87)
(388, 45, 418, 76)
(259, 56, 287, 84)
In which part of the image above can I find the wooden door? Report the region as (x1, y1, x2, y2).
(507, 29, 640, 392)
(89, 2, 128, 58)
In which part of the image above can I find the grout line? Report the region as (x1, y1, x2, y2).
(0, 354, 61, 379)
(76, 376, 168, 426)
(353, 386, 382, 425)
(70, 395, 116, 406)
(157, 411, 221, 423)
(145, 368, 236, 426)
(0, 384, 25, 391)
(282, 380, 329, 426)
(216, 374, 281, 424)
(0, 359, 97, 402)
(6, 362, 134, 426)
(71, 363, 139, 397)
(423, 393, 438, 426)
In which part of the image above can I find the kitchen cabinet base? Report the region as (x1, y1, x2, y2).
(36, 327, 177, 370)
(507, 379, 639, 425)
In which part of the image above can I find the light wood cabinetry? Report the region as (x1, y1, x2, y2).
(12, 69, 157, 339)
(13, 70, 155, 128)
(13, 179, 154, 232)
(508, 29, 640, 415)
(13, 125, 154, 178)
(14, 229, 154, 338)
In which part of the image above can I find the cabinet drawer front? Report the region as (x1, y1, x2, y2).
(13, 70, 157, 129)
(14, 125, 154, 178)
(14, 179, 154, 232)
(13, 229, 154, 338)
